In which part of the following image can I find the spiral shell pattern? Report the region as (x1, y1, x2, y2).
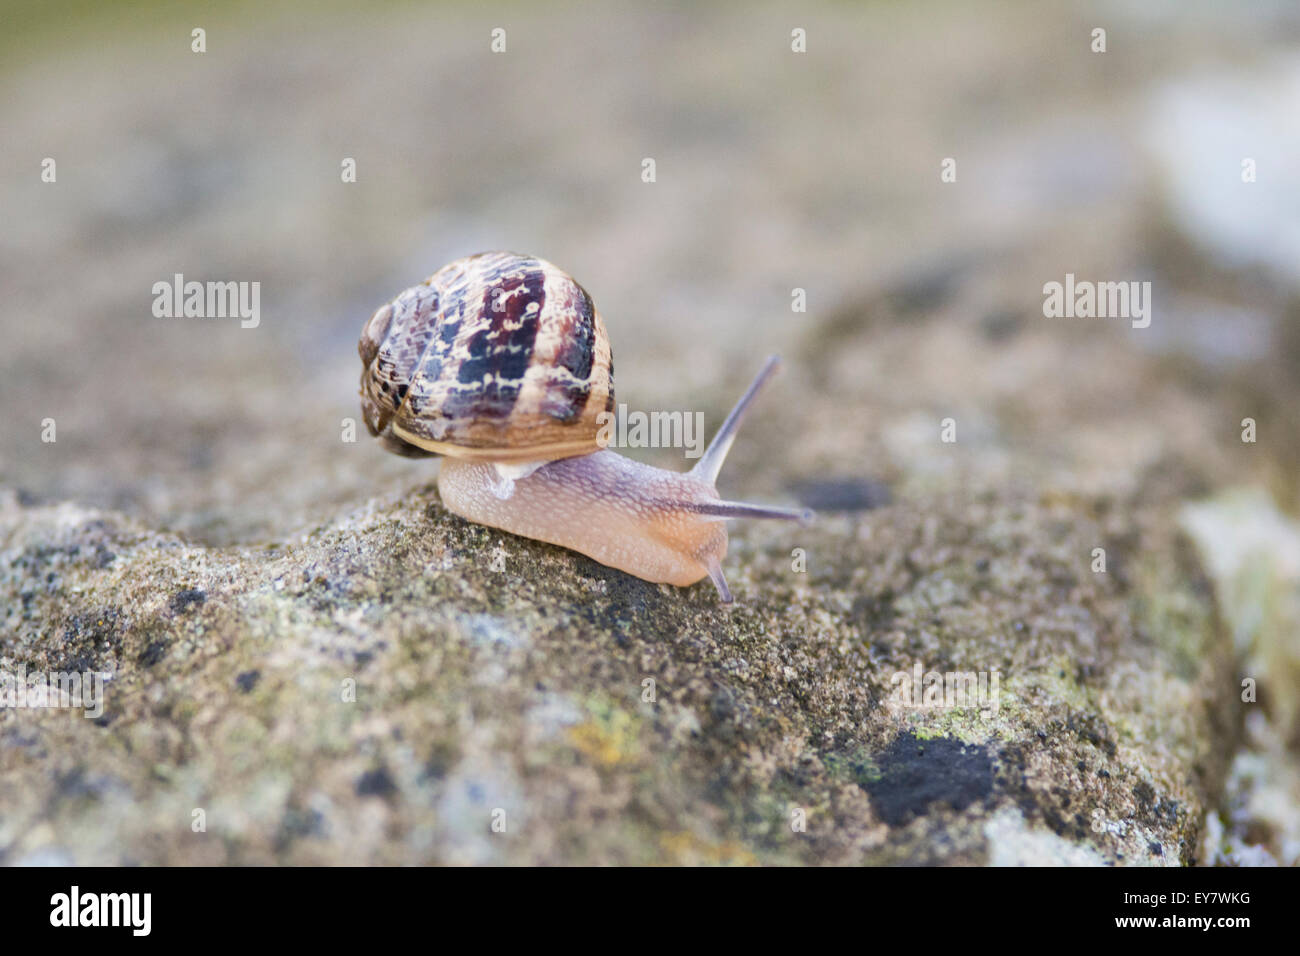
(359, 252, 615, 462)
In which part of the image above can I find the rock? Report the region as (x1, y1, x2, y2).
(0, 457, 1238, 863)
(1183, 490, 1300, 865)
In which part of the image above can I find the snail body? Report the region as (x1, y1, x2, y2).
(359, 252, 809, 602)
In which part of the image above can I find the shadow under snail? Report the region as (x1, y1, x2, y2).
(357, 251, 812, 602)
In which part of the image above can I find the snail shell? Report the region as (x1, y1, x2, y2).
(358, 251, 615, 463)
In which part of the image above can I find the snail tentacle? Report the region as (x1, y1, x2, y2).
(691, 354, 782, 486)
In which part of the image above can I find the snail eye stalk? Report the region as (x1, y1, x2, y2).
(692, 355, 783, 486)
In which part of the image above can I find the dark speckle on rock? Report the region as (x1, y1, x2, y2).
(136, 638, 169, 668)
(980, 309, 1023, 342)
(235, 670, 261, 693)
(170, 588, 206, 614)
(356, 768, 397, 798)
(884, 260, 964, 315)
(790, 477, 891, 512)
(275, 807, 325, 852)
(864, 732, 995, 827)
(709, 688, 736, 721)
(1133, 781, 1156, 810)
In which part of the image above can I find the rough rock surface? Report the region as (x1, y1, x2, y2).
(0, 469, 1239, 865)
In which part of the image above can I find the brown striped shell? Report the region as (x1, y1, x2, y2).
(359, 252, 615, 463)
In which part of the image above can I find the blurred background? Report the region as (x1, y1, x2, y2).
(2, 0, 1297, 542)
(2, 0, 1299, 864)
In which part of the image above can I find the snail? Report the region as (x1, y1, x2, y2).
(358, 251, 811, 602)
